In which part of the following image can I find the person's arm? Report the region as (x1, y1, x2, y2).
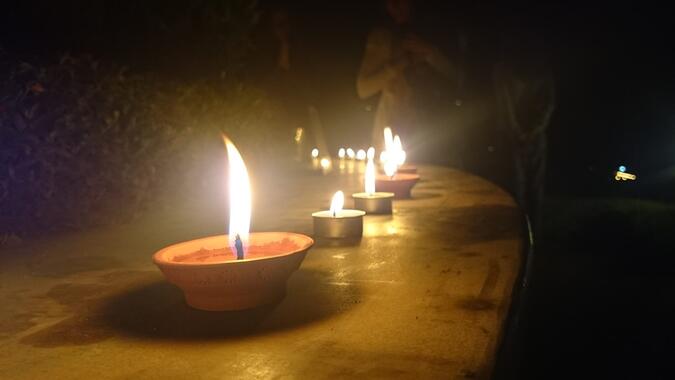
(356, 29, 406, 99)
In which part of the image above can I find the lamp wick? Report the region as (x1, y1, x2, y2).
(234, 234, 244, 260)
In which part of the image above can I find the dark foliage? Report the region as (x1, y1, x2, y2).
(0, 51, 285, 236)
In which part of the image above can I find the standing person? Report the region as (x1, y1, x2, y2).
(252, 4, 328, 158)
(356, 0, 458, 161)
(493, 30, 555, 236)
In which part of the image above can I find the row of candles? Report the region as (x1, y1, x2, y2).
(311, 127, 419, 239)
(152, 127, 420, 311)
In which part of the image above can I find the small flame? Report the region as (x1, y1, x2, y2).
(384, 127, 394, 152)
(338, 148, 346, 158)
(367, 147, 375, 160)
(224, 136, 252, 255)
(320, 157, 331, 169)
(329, 191, 344, 217)
(347, 148, 355, 159)
(356, 149, 367, 160)
(379, 150, 388, 164)
(384, 160, 398, 177)
(393, 135, 406, 166)
(365, 158, 376, 194)
(311, 148, 319, 158)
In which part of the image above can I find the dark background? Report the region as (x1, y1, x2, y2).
(3, 1, 675, 379)
(3, 1, 675, 198)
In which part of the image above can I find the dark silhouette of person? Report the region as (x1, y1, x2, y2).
(493, 28, 555, 236)
(252, 4, 328, 158)
(357, 0, 459, 162)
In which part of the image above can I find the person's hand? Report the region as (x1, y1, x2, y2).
(386, 55, 410, 76)
(402, 35, 436, 61)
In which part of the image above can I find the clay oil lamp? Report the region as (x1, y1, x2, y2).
(375, 156, 420, 199)
(352, 157, 394, 214)
(338, 148, 347, 173)
(312, 191, 365, 238)
(153, 137, 314, 311)
(311, 147, 320, 169)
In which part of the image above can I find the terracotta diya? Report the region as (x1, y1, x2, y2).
(153, 137, 314, 311)
(375, 160, 420, 199)
(352, 157, 394, 214)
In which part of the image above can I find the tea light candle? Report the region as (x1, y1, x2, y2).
(346, 148, 356, 160)
(352, 158, 394, 214)
(313, 191, 365, 238)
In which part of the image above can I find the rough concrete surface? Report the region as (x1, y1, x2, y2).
(0, 165, 522, 379)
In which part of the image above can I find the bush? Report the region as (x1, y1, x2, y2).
(0, 52, 288, 236)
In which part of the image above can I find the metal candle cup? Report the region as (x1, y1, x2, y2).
(375, 173, 420, 199)
(312, 209, 365, 238)
(352, 192, 394, 214)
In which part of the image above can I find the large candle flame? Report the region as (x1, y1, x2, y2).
(224, 136, 252, 255)
(311, 148, 319, 158)
(329, 191, 344, 217)
(365, 158, 376, 194)
(338, 148, 346, 158)
(347, 148, 355, 159)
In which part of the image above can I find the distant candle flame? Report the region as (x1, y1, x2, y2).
(393, 135, 406, 166)
(384, 160, 397, 178)
(338, 148, 346, 158)
(367, 147, 375, 160)
(384, 127, 394, 152)
(224, 136, 251, 255)
(356, 149, 367, 160)
(330, 191, 344, 217)
(615, 171, 636, 181)
(347, 148, 355, 159)
(294, 127, 303, 143)
(311, 148, 319, 158)
(320, 157, 331, 169)
(365, 158, 376, 194)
